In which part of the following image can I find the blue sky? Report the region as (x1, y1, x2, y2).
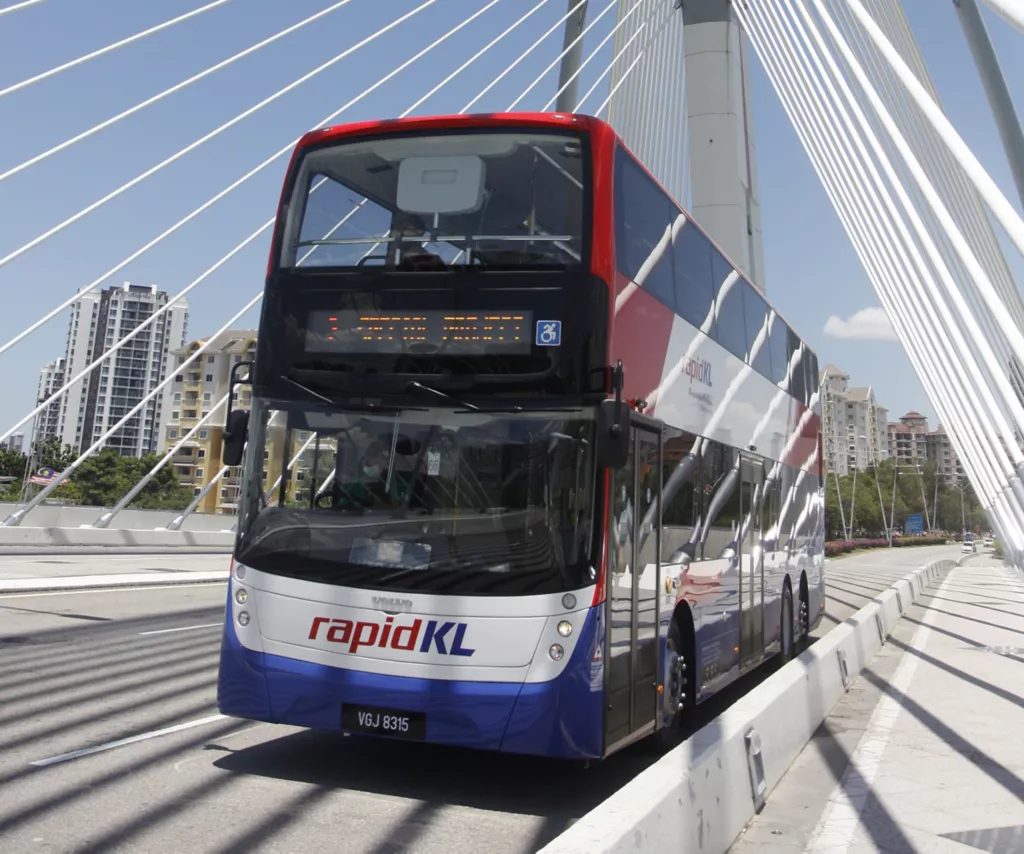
(0, 0, 1022, 438)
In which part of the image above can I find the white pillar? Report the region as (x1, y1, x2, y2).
(681, 0, 766, 291)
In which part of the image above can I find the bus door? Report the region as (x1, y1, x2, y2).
(739, 456, 765, 668)
(605, 418, 662, 751)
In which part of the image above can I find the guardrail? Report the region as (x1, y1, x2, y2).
(540, 557, 956, 854)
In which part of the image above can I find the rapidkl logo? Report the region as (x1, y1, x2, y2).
(684, 357, 712, 388)
(308, 616, 475, 657)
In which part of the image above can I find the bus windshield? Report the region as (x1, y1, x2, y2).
(278, 130, 585, 270)
(235, 399, 598, 595)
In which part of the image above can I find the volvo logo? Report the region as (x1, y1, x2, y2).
(372, 596, 414, 613)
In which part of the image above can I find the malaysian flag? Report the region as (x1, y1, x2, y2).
(29, 466, 58, 486)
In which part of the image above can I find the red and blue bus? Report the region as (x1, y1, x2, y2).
(216, 112, 825, 759)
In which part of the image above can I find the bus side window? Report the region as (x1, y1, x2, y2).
(768, 315, 790, 388)
(710, 251, 747, 360)
(743, 287, 772, 378)
(613, 147, 675, 310)
(672, 220, 716, 336)
(788, 329, 808, 405)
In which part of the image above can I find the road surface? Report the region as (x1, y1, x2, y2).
(0, 545, 959, 853)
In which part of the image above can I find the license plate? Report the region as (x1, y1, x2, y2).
(341, 703, 426, 740)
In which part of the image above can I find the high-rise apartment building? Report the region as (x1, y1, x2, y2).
(35, 357, 66, 444)
(925, 426, 963, 485)
(819, 364, 889, 476)
(887, 411, 930, 467)
(163, 330, 257, 514)
(55, 283, 189, 456)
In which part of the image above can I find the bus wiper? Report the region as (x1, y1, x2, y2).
(405, 381, 498, 412)
(405, 381, 580, 415)
(284, 375, 335, 405)
(287, 375, 423, 413)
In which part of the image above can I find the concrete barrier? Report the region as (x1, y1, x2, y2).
(540, 558, 956, 854)
(0, 526, 234, 551)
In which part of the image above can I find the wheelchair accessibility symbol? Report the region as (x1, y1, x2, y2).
(535, 320, 562, 347)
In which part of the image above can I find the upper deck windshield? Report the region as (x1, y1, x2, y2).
(278, 130, 586, 271)
(235, 398, 598, 595)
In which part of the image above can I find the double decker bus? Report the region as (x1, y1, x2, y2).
(217, 112, 825, 760)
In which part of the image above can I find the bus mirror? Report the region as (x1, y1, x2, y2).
(597, 399, 630, 469)
(222, 409, 250, 467)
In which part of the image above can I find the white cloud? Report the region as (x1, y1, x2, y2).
(822, 306, 897, 341)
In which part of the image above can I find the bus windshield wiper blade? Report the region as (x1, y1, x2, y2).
(284, 375, 335, 405)
(405, 381, 493, 411)
(405, 382, 580, 415)
(286, 376, 423, 412)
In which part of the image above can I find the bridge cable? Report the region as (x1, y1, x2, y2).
(0, 0, 234, 99)
(0, 0, 507, 358)
(93, 0, 600, 527)
(0, 0, 510, 445)
(735, 1, 1024, 544)
(3, 0, 568, 523)
(0, 0, 44, 17)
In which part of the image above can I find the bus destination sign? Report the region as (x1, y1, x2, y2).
(304, 309, 535, 354)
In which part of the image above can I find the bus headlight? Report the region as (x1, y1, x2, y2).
(549, 643, 564, 661)
(237, 611, 250, 627)
(235, 588, 248, 605)
(557, 620, 572, 637)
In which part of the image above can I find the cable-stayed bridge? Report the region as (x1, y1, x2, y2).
(0, 0, 1022, 562)
(1, 2, 1023, 852)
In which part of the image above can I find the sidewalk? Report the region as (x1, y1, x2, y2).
(731, 555, 1024, 853)
(0, 553, 230, 593)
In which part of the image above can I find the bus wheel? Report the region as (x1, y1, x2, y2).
(779, 585, 795, 665)
(796, 583, 810, 653)
(652, 619, 691, 752)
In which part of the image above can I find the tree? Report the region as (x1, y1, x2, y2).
(0, 446, 27, 479)
(32, 437, 77, 472)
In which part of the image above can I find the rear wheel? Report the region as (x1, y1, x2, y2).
(778, 585, 795, 665)
(795, 583, 810, 654)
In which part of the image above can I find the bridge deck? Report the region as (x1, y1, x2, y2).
(730, 554, 1024, 854)
(0, 545, 965, 853)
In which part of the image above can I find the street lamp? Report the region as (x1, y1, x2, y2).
(848, 433, 868, 536)
(947, 479, 969, 538)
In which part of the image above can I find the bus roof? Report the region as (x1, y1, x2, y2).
(297, 112, 600, 151)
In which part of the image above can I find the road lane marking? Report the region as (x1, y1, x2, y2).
(139, 622, 222, 636)
(30, 714, 227, 767)
(803, 568, 954, 853)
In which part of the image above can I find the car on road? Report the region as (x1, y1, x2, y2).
(962, 540, 976, 554)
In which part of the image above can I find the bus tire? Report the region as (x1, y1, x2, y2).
(651, 615, 693, 753)
(796, 574, 811, 654)
(779, 583, 795, 665)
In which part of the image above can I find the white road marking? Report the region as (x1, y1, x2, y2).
(139, 622, 222, 636)
(30, 714, 227, 767)
(803, 568, 954, 853)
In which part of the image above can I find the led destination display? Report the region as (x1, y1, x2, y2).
(304, 309, 535, 354)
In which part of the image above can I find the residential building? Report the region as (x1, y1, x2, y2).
(925, 426, 963, 485)
(887, 411, 929, 467)
(163, 330, 257, 515)
(56, 283, 189, 457)
(35, 357, 66, 445)
(1, 433, 24, 453)
(819, 363, 889, 475)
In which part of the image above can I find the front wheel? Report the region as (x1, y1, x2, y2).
(651, 618, 692, 752)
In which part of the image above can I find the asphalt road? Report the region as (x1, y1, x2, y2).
(0, 545, 961, 853)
